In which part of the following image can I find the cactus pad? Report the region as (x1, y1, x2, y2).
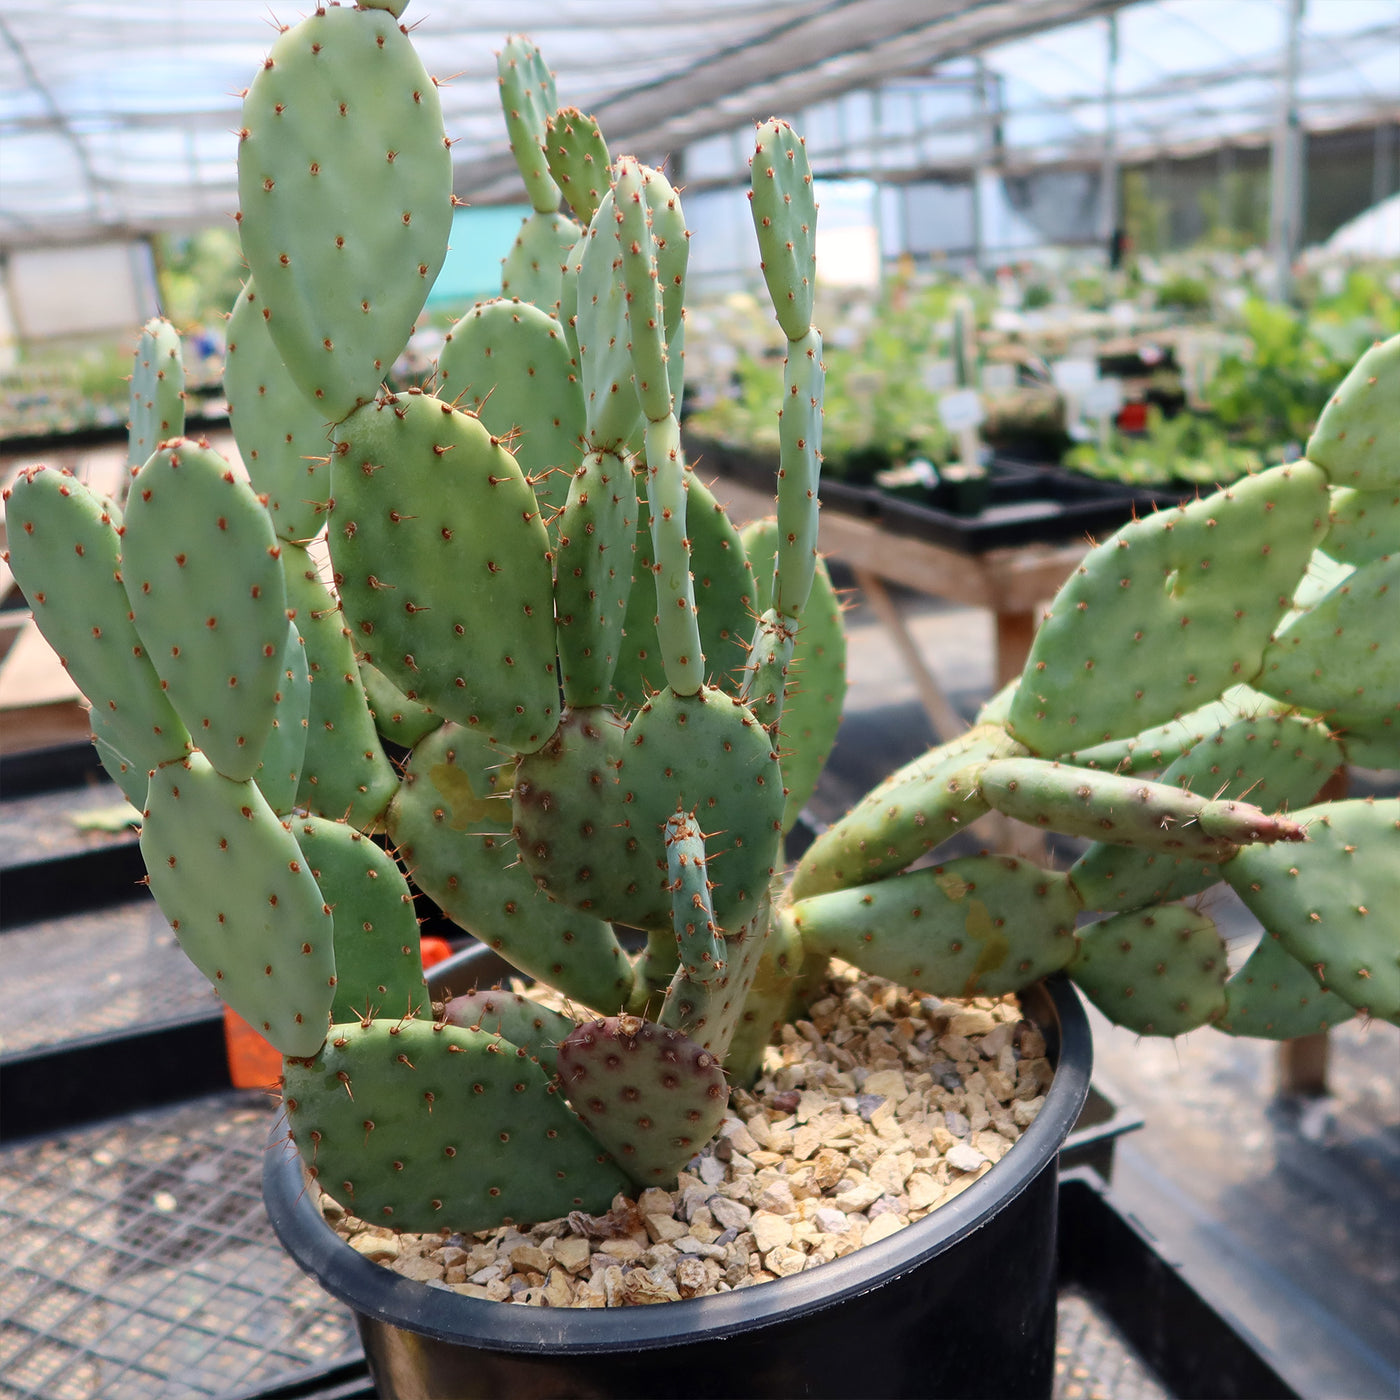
(127, 317, 185, 471)
(557, 1016, 728, 1187)
(1218, 933, 1357, 1040)
(1305, 333, 1400, 490)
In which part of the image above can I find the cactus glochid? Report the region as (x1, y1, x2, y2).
(4, 5, 1396, 1247)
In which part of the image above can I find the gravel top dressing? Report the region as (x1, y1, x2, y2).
(315, 960, 1052, 1307)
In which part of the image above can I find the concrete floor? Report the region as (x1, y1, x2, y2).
(819, 570, 1400, 1400)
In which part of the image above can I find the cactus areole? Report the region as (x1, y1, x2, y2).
(4, 5, 1396, 1363)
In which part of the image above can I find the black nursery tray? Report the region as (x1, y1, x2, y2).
(687, 434, 1164, 554)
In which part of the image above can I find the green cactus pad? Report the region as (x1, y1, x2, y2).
(1305, 334, 1400, 490)
(1218, 933, 1357, 1040)
(390, 718, 636, 1013)
(738, 607, 797, 738)
(496, 36, 560, 215)
(979, 757, 1308, 858)
(3, 466, 190, 773)
(1225, 798, 1400, 1023)
(224, 279, 333, 544)
(1257, 552, 1400, 720)
(127, 317, 185, 471)
(616, 158, 671, 425)
(88, 709, 151, 812)
(750, 119, 817, 343)
(545, 107, 610, 226)
(283, 1016, 630, 1233)
(784, 854, 1081, 999)
(740, 518, 846, 833)
(789, 724, 1022, 901)
(1006, 461, 1330, 755)
(330, 390, 558, 754)
(358, 658, 441, 750)
(612, 469, 754, 707)
(773, 329, 825, 621)
(122, 440, 288, 782)
(500, 211, 582, 312)
(1332, 709, 1400, 770)
(141, 753, 334, 1057)
(282, 547, 400, 829)
(236, 5, 451, 419)
(1069, 712, 1342, 914)
(1325, 486, 1400, 565)
(254, 618, 312, 815)
(663, 811, 724, 986)
(435, 297, 585, 527)
(554, 448, 638, 706)
(289, 815, 426, 1025)
(440, 990, 576, 1078)
(557, 1016, 728, 1188)
(1069, 904, 1228, 1037)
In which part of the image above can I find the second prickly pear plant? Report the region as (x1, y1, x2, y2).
(4, 2, 1396, 1251)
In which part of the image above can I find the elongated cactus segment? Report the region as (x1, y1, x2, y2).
(224, 280, 332, 544)
(616, 158, 671, 424)
(739, 608, 797, 738)
(545, 107, 610, 226)
(1007, 461, 1330, 756)
(1324, 485, 1400, 564)
(141, 753, 334, 1057)
(496, 36, 560, 215)
(612, 471, 753, 708)
(282, 547, 400, 828)
(643, 417, 704, 696)
(749, 119, 816, 343)
(1257, 552, 1400, 720)
(127, 317, 185, 471)
(330, 390, 558, 754)
(1065, 684, 1286, 775)
(1068, 904, 1228, 1037)
(979, 756, 1307, 858)
(575, 190, 641, 455)
(122, 440, 288, 782)
(439, 990, 577, 1077)
(555, 449, 638, 706)
(558, 1016, 728, 1188)
(2, 466, 190, 772)
(393, 718, 636, 1012)
(1305, 333, 1400, 490)
(1225, 798, 1400, 1022)
(290, 816, 426, 1025)
(741, 518, 847, 833)
(89, 709, 151, 811)
(284, 1016, 630, 1233)
(772, 329, 824, 621)
(784, 855, 1081, 999)
(790, 724, 1022, 901)
(1218, 933, 1357, 1040)
(1069, 712, 1341, 913)
(236, 5, 451, 419)
(662, 811, 724, 988)
(434, 297, 585, 526)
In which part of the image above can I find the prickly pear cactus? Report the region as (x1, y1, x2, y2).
(6, 6, 1396, 1255)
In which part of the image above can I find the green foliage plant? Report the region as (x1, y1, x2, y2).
(5, 5, 1397, 1250)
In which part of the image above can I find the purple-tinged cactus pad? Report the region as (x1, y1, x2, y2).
(558, 1015, 728, 1186)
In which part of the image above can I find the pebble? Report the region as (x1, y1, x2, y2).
(321, 963, 1052, 1310)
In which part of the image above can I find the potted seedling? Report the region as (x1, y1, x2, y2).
(5, 6, 1396, 1397)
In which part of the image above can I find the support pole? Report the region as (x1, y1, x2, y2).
(970, 56, 989, 275)
(1267, 0, 1305, 302)
(1098, 13, 1120, 255)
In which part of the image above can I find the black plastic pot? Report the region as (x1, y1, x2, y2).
(264, 946, 1091, 1400)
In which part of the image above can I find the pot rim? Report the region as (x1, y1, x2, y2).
(262, 961, 1090, 1355)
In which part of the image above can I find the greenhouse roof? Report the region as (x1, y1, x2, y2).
(1, 0, 1397, 249)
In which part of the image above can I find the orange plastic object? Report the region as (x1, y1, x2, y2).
(222, 937, 456, 1087)
(223, 1003, 283, 1090)
(419, 935, 454, 969)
